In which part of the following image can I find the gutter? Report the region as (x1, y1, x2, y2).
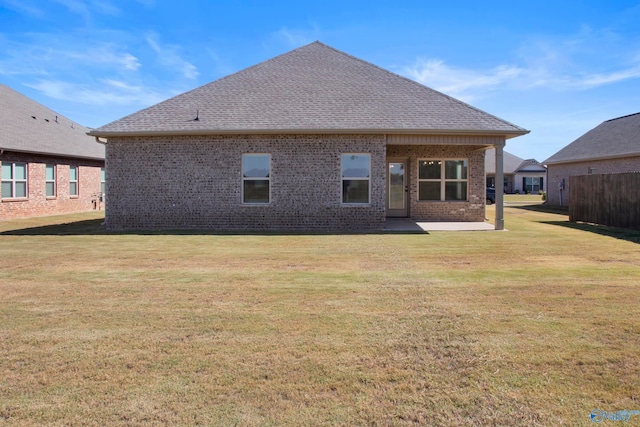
(88, 128, 530, 139)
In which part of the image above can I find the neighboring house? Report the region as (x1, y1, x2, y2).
(485, 148, 546, 194)
(1, 84, 105, 219)
(544, 112, 640, 206)
(89, 41, 528, 232)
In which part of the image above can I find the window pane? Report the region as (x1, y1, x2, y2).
(101, 182, 106, 194)
(419, 160, 441, 179)
(445, 160, 467, 180)
(342, 154, 370, 178)
(46, 164, 55, 181)
(243, 180, 269, 203)
(101, 168, 106, 181)
(46, 182, 55, 197)
(2, 181, 12, 197)
(69, 166, 78, 181)
(342, 179, 369, 203)
(444, 182, 467, 201)
(70, 182, 77, 196)
(243, 155, 270, 178)
(15, 182, 27, 198)
(2, 163, 12, 180)
(419, 181, 440, 200)
(14, 163, 27, 180)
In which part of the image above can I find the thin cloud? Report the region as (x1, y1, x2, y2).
(274, 26, 319, 47)
(404, 54, 640, 101)
(146, 33, 199, 79)
(0, 0, 44, 18)
(26, 79, 168, 106)
(404, 59, 523, 101)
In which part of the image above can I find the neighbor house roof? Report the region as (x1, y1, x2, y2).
(90, 41, 528, 138)
(484, 148, 545, 174)
(0, 84, 104, 160)
(544, 112, 640, 165)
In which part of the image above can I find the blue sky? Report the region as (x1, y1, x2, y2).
(1, 0, 639, 161)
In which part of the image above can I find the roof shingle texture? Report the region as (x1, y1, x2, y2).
(91, 42, 527, 136)
(544, 112, 640, 164)
(1, 84, 104, 160)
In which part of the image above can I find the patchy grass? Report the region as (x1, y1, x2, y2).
(504, 194, 545, 204)
(1, 209, 639, 426)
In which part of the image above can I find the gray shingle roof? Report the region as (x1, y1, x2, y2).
(90, 41, 528, 137)
(1, 84, 104, 160)
(544, 112, 640, 164)
(485, 148, 526, 174)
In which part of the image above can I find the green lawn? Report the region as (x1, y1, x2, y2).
(1, 208, 639, 426)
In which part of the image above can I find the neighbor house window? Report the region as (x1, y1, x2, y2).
(242, 154, 270, 204)
(418, 159, 468, 201)
(100, 167, 106, 195)
(524, 177, 543, 193)
(69, 166, 78, 197)
(341, 153, 370, 204)
(46, 164, 56, 197)
(1, 162, 28, 199)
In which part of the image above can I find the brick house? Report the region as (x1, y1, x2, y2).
(1, 84, 105, 219)
(89, 42, 528, 232)
(544, 112, 640, 206)
(485, 148, 546, 194)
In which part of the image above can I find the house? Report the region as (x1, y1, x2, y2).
(1, 84, 105, 219)
(544, 112, 640, 206)
(485, 148, 546, 194)
(89, 41, 528, 232)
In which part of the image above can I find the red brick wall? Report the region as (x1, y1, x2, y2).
(0, 152, 104, 219)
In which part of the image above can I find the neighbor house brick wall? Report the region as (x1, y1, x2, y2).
(0, 152, 104, 219)
(387, 143, 487, 222)
(105, 134, 386, 231)
(546, 156, 640, 206)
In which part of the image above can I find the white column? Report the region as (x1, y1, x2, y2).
(495, 142, 505, 230)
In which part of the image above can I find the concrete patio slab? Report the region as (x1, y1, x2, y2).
(384, 218, 499, 232)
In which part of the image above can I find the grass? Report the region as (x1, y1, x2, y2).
(1, 208, 639, 426)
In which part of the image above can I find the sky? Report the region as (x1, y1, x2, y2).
(1, 0, 639, 162)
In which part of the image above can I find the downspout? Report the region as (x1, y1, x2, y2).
(94, 137, 107, 145)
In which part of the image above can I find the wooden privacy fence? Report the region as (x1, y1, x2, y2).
(569, 172, 640, 230)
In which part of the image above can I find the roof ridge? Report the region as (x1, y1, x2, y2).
(605, 111, 640, 122)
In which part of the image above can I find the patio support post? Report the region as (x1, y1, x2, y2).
(495, 142, 505, 230)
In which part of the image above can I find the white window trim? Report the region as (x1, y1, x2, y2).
(341, 153, 371, 205)
(100, 167, 106, 196)
(242, 153, 271, 205)
(69, 165, 79, 197)
(418, 158, 469, 202)
(1, 162, 28, 199)
(46, 164, 57, 198)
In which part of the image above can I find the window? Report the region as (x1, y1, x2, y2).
(100, 167, 106, 195)
(418, 159, 468, 201)
(46, 164, 56, 197)
(242, 154, 270, 204)
(523, 177, 543, 193)
(1, 162, 28, 199)
(341, 154, 370, 204)
(69, 166, 78, 197)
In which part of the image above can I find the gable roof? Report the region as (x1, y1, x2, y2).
(544, 112, 640, 165)
(0, 84, 104, 160)
(90, 42, 528, 138)
(485, 148, 545, 174)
